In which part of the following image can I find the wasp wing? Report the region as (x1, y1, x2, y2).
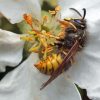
(40, 40, 79, 90)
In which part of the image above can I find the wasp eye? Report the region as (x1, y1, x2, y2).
(74, 19, 82, 24)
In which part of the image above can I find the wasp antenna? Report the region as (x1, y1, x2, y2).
(82, 8, 86, 20)
(70, 8, 82, 17)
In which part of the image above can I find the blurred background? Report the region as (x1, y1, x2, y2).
(0, 0, 91, 100)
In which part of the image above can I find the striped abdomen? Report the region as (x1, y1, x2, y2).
(34, 54, 63, 75)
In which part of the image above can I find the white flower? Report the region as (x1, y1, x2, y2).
(1, 0, 100, 100)
(0, 0, 81, 100)
(59, 0, 100, 100)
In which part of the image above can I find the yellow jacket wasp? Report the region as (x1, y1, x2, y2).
(40, 8, 87, 90)
(21, 7, 87, 90)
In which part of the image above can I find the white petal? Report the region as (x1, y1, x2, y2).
(0, 0, 41, 24)
(0, 29, 24, 72)
(0, 53, 81, 100)
(59, 0, 100, 19)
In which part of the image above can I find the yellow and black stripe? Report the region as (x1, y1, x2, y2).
(34, 54, 63, 75)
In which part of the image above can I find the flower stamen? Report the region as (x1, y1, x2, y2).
(23, 14, 33, 29)
(49, 5, 61, 16)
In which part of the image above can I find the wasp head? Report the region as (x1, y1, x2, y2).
(64, 8, 86, 30)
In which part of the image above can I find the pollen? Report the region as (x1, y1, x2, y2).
(49, 5, 61, 15)
(55, 5, 61, 11)
(43, 16, 48, 23)
(23, 14, 33, 27)
(20, 36, 33, 41)
(29, 43, 41, 53)
(49, 10, 56, 15)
